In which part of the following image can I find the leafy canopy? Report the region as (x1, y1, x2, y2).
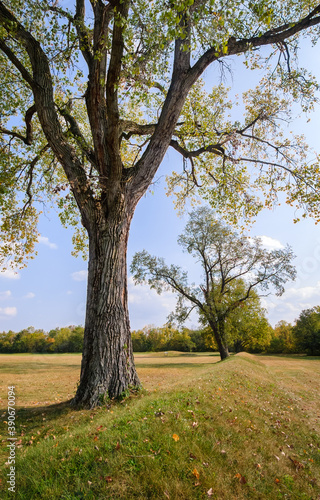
(1, 0, 320, 269)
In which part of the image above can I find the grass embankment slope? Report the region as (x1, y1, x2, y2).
(0, 352, 319, 499)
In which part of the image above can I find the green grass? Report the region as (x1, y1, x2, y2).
(0, 352, 319, 499)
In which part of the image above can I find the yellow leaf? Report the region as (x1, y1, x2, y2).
(172, 434, 179, 442)
(192, 468, 200, 480)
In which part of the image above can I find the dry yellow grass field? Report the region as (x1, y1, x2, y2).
(0, 352, 220, 407)
(0, 352, 319, 499)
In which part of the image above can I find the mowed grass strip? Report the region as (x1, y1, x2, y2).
(0, 352, 319, 499)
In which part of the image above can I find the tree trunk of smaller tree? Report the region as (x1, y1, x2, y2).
(72, 201, 140, 408)
(233, 339, 243, 353)
(209, 320, 230, 360)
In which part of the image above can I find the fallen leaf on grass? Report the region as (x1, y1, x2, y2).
(172, 434, 179, 442)
(105, 476, 112, 483)
(234, 473, 247, 484)
(115, 442, 120, 450)
(207, 488, 213, 497)
(192, 468, 200, 480)
(275, 478, 280, 484)
(289, 456, 304, 471)
(189, 453, 197, 460)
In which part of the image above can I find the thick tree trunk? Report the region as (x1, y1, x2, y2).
(72, 203, 140, 408)
(209, 320, 230, 361)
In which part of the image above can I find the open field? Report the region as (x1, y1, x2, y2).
(0, 352, 319, 499)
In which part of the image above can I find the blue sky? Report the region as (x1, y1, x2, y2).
(1, 43, 320, 333)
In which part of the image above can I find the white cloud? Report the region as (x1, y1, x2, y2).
(283, 283, 320, 300)
(71, 270, 88, 282)
(38, 236, 58, 250)
(259, 235, 285, 250)
(0, 306, 17, 318)
(0, 290, 11, 300)
(0, 268, 20, 280)
(128, 276, 190, 329)
(24, 292, 35, 299)
(249, 235, 284, 251)
(264, 280, 320, 326)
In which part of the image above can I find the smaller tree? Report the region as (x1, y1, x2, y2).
(131, 207, 296, 361)
(293, 307, 320, 355)
(213, 284, 273, 353)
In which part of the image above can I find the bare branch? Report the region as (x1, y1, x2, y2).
(0, 38, 33, 87)
(25, 104, 36, 145)
(170, 139, 225, 158)
(21, 144, 50, 214)
(58, 105, 96, 166)
(120, 120, 157, 140)
(74, 0, 93, 67)
(0, 125, 29, 144)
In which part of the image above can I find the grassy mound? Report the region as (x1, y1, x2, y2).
(0, 353, 319, 499)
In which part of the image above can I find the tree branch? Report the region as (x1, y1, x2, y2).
(0, 104, 37, 145)
(25, 104, 36, 145)
(105, 0, 130, 181)
(170, 139, 225, 158)
(120, 120, 157, 140)
(127, 13, 192, 204)
(0, 125, 29, 144)
(58, 105, 96, 166)
(74, 0, 93, 67)
(189, 6, 320, 84)
(21, 144, 50, 214)
(0, 38, 34, 87)
(0, 1, 96, 227)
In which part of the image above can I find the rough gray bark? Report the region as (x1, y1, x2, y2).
(72, 200, 140, 407)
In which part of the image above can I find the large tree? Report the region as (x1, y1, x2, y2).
(0, 1, 320, 407)
(131, 207, 296, 360)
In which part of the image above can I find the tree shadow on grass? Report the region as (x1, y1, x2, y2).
(16, 399, 74, 428)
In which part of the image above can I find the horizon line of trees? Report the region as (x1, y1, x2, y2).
(1, 305, 320, 356)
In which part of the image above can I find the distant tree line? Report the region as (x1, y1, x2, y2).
(268, 306, 320, 356)
(1, 305, 320, 355)
(132, 305, 320, 356)
(0, 326, 84, 353)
